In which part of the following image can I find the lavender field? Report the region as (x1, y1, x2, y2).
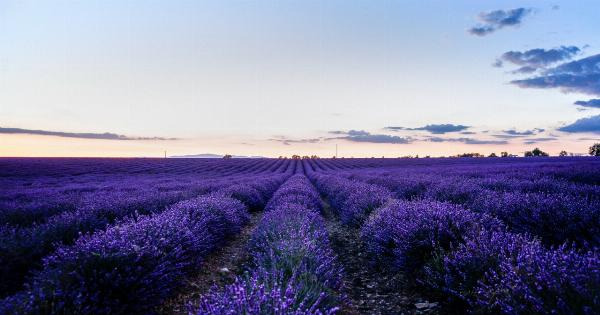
(0, 157, 597, 314)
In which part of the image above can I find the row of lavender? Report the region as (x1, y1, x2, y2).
(311, 156, 600, 186)
(0, 171, 289, 314)
(192, 174, 343, 314)
(0, 160, 301, 307)
(323, 161, 600, 248)
(0, 157, 288, 177)
(0, 158, 291, 227)
(303, 160, 600, 314)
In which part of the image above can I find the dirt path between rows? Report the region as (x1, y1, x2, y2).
(321, 199, 438, 315)
(157, 212, 263, 314)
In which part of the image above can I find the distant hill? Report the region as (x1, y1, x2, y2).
(169, 153, 267, 159)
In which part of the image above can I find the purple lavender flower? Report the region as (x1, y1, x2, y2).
(476, 245, 600, 314)
(2, 195, 250, 313)
(421, 230, 540, 310)
(361, 199, 504, 275)
(190, 175, 342, 314)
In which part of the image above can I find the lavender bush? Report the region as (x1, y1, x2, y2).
(477, 245, 600, 314)
(311, 174, 392, 226)
(2, 195, 249, 314)
(192, 175, 342, 314)
(469, 190, 600, 247)
(361, 199, 504, 276)
(193, 268, 339, 315)
(421, 230, 541, 310)
(219, 184, 266, 212)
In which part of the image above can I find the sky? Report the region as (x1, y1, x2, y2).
(1, 0, 600, 158)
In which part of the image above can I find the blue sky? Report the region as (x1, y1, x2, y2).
(1, 1, 599, 157)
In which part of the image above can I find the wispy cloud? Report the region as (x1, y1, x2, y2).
(523, 137, 558, 144)
(495, 46, 581, 73)
(426, 136, 508, 145)
(329, 130, 413, 144)
(557, 115, 600, 134)
(0, 127, 177, 140)
(492, 128, 545, 138)
(469, 8, 532, 36)
(503, 128, 545, 136)
(270, 136, 322, 146)
(385, 123, 470, 134)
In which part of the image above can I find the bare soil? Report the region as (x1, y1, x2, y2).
(321, 199, 439, 315)
(157, 212, 262, 314)
(158, 200, 440, 315)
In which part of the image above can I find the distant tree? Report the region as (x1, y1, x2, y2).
(310, 155, 320, 159)
(532, 148, 549, 156)
(457, 152, 484, 158)
(488, 152, 498, 158)
(291, 155, 301, 160)
(525, 148, 549, 157)
(559, 150, 568, 157)
(223, 154, 233, 159)
(590, 143, 600, 156)
(500, 151, 509, 158)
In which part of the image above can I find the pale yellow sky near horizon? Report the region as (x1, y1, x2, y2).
(1, 133, 596, 158)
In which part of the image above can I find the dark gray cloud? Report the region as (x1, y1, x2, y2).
(574, 99, 600, 108)
(427, 137, 508, 145)
(329, 130, 412, 144)
(469, 8, 532, 36)
(557, 115, 600, 133)
(0, 127, 177, 140)
(510, 54, 600, 96)
(498, 46, 581, 72)
(460, 131, 476, 135)
(523, 137, 558, 144)
(385, 124, 470, 134)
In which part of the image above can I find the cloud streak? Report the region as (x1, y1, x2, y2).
(503, 128, 545, 136)
(469, 8, 532, 36)
(329, 130, 412, 144)
(0, 127, 177, 140)
(270, 137, 322, 146)
(496, 46, 581, 73)
(385, 124, 470, 134)
(427, 137, 508, 145)
(523, 137, 558, 144)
